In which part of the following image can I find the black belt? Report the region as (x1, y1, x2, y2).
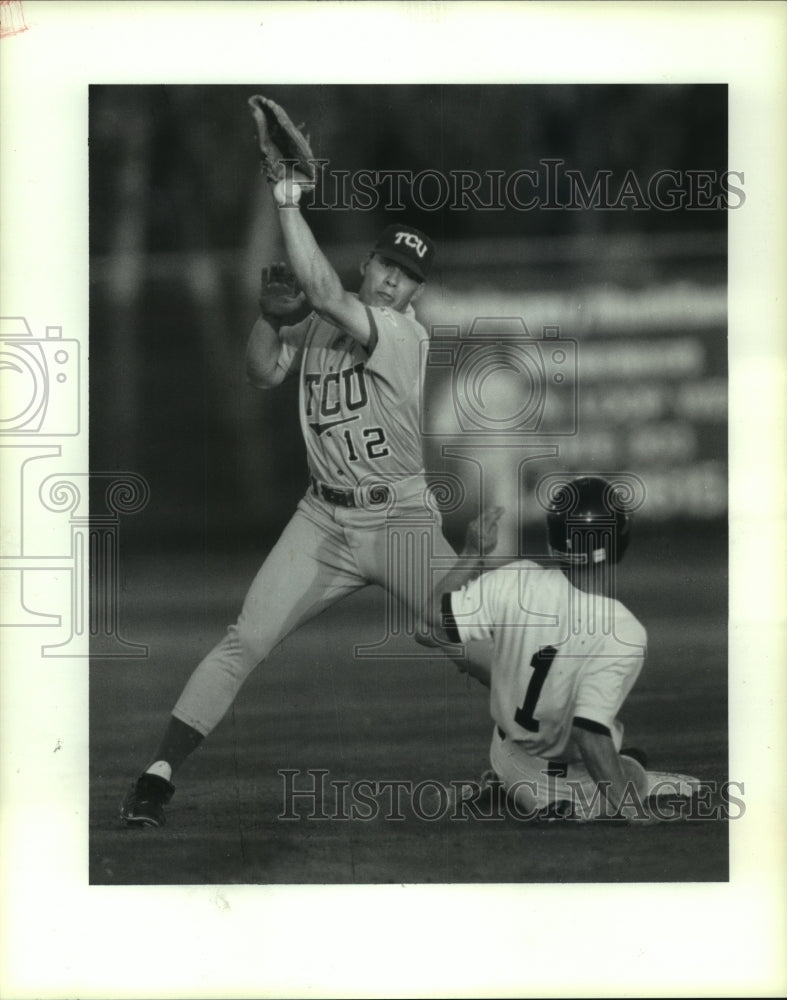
(310, 476, 390, 509)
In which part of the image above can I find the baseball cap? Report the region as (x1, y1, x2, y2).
(373, 224, 435, 282)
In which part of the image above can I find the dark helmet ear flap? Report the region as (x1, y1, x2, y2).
(545, 476, 633, 565)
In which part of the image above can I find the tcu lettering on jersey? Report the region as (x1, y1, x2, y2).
(393, 231, 428, 259)
(304, 362, 368, 418)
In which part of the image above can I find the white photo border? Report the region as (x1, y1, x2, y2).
(1, 2, 785, 997)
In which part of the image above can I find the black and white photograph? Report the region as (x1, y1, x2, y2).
(89, 81, 731, 884)
(1, 3, 785, 998)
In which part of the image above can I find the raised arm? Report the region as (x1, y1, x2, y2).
(273, 178, 372, 346)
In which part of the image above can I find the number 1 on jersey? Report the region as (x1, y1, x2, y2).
(514, 645, 558, 732)
(342, 429, 359, 462)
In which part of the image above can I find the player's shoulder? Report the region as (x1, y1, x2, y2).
(476, 558, 546, 596)
(483, 558, 552, 579)
(610, 600, 647, 648)
(507, 559, 566, 587)
(370, 303, 428, 341)
(510, 558, 545, 574)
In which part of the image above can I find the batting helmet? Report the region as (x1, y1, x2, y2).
(545, 476, 633, 565)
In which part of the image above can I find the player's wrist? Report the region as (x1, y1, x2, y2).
(272, 177, 303, 209)
(258, 308, 283, 330)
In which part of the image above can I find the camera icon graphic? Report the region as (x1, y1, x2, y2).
(421, 317, 577, 436)
(0, 317, 80, 436)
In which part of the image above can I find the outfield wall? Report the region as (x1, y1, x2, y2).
(418, 276, 727, 526)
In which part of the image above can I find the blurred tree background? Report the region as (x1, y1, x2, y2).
(89, 84, 727, 552)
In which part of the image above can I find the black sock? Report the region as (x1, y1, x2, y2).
(147, 716, 205, 778)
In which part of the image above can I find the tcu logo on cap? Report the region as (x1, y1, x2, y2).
(393, 231, 428, 258)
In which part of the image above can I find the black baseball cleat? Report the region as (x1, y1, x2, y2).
(120, 773, 175, 828)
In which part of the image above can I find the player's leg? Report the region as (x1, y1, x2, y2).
(487, 726, 548, 817)
(615, 748, 702, 799)
(172, 505, 363, 738)
(357, 502, 459, 642)
(557, 755, 650, 820)
(121, 497, 365, 825)
(485, 727, 649, 820)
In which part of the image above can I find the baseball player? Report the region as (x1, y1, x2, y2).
(424, 476, 700, 821)
(121, 165, 459, 825)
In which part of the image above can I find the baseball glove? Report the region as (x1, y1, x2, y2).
(248, 95, 317, 189)
(259, 262, 306, 318)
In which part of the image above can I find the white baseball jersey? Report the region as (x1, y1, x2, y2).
(173, 298, 459, 738)
(447, 560, 647, 761)
(274, 301, 429, 489)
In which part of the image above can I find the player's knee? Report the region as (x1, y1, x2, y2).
(505, 779, 541, 818)
(227, 619, 275, 672)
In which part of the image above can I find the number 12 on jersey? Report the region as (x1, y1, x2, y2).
(342, 426, 390, 462)
(514, 645, 558, 732)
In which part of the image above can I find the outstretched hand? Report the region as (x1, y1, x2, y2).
(259, 262, 306, 318)
(463, 505, 505, 557)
